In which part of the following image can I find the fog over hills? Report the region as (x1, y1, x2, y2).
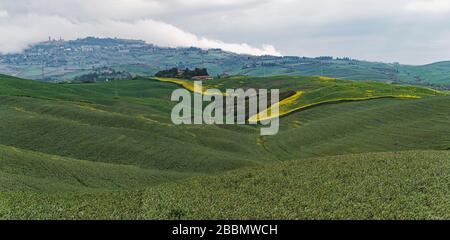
(1, 37, 450, 88)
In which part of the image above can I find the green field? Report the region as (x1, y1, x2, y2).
(1, 73, 450, 219)
(152, 76, 443, 121)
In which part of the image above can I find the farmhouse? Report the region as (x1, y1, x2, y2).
(192, 75, 213, 81)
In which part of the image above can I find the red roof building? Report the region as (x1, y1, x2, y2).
(192, 76, 213, 80)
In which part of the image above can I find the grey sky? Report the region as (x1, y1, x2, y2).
(1, 0, 450, 64)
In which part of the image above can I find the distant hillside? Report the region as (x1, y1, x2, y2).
(1, 37, 450, 87)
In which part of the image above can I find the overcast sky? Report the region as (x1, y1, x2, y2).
(1, 0, 450, 64)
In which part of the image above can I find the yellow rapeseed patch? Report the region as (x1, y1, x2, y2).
(248, 91, 303, 122)
(318, 76, 336, 81)
(396, 95, 422, 99)
(153, 77, 425, 123)
(13, 107, 25, 112)
(153, 77, 227, 96)
(77, 104, 107, 113)
(154, 77, 195, 91)
(249, 94, 422, 122)
(12, 106, 34, 115)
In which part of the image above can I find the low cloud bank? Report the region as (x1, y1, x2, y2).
(0, 13, 281, 56)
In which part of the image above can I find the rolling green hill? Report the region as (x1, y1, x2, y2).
(152, 76, 444, 121)
(3, 151, 450, 219)
(398, 61, 450, 87)
(136, 150, 450, 220)
(1, 73, 450, 219)
(0, 144, 192, 193)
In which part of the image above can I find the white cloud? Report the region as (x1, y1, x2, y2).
(1, 0, 450, 63)
(0, 13, 281, 56)
(405, 0, 450, 13)
(0, 10, 8, 18)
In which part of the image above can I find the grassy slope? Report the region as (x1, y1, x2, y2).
(0, 75, 270, 176)
(265, 96, 450, 161)
(150, 76, 444, 121)
(0, 144, 191, 193)
(106, 60, 450, 87)
(2, 150, 450, 220)
(141, 150, 450, 220)
(399, 61, 450, 86)
(1, 74, 450, 219)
